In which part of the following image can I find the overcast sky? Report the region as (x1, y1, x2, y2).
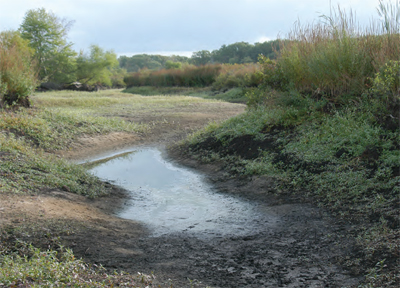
(0, 0, 383, 57)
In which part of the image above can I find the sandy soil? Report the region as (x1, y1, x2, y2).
(0, 100, 363, 287)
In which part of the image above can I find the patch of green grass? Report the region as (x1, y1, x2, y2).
(0, 133, 107, 197)
(123, 86, 211, 96)
(0, 242, 155, 287)
(123, 85, 248, 103)
(206, 88, 247, 103)
(0, 109, 144, 151)
(284, 109, 395, 162)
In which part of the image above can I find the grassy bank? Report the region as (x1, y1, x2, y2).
(124, 86, 248, 103)
(180, 92, 399, 287)
(0, 90, 149, 197)
(178, 3, 400, 287)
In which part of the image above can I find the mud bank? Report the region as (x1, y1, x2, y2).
(55, 145, 361, 288)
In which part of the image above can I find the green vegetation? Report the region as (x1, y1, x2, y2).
(180, 2, 400, 287)
(1, 7, 124, 94)
(19, 8, 77, 84)
(124, 64, 222, 88)
(0, 1, 398, 286)
(0, 31, 38, 107)
(201, 40, 282, 64)
(123, 63, 263, 103)
(1, 7, 282, 105)
(118, 40, 282, 73)
(76, 45, 122, 87)
(0, 90, 148, 198)
(120, 41, 280, 100)
(119, 54, 190, 72)
(124, 86, 247, 103)
(0, 241, 155, 287)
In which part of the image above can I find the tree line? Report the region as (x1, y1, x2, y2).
(119, 40, 283, 72)
(0, 7, 284, 107)
(2, 8, 125, 90)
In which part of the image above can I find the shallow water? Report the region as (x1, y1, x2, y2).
(87, 147, 277, 237)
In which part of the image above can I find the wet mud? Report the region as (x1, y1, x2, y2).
(63, 147, 363, 287)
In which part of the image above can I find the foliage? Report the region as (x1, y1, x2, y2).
(208, 40, 283, 64)
(76, 45, 120, 87)
(124, 64, 221, 88)
(119, 54, 189, 72)
(211, 63, 262, 91)
(370, 60, 400, 102)
(191, 50, 212, 65)
(124, 63, 264, 93)
(0, 91, 149, 196)
(19, 8, 77, 83)
(0, 243, 155, 287)
(183, 95, 399, 287)
(0, 31, 38, 107)
(263, 3, 400, 101)
(165, 60, 182, 70)
(118, 40, 283, 73)
(258, 56, 289, 91)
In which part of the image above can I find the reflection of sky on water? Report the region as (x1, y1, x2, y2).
(89, 147, 277, 237)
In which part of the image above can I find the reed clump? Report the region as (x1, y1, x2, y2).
(124, 64, 222, 88)
(267, 1, 399, 102)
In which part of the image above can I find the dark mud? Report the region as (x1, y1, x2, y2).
(49, 147, 362, 288)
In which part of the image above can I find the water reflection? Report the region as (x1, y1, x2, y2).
(88, 147, 276, 237)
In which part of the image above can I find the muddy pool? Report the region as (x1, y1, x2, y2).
(83, 147, 277, 238)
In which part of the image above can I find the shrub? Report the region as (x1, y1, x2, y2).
(258, 56, 288, 91)
(212, 63, 262, 91)
(165, 60, 182, 69)
(0, 31, 37, 107)
(370, 60, 400, 102)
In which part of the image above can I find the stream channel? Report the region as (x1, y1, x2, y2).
(83, 146, 278, 238)
(76, 147, 360, 287)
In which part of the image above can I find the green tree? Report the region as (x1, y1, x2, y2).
(19, 8, 76, 83)
(165, 60, 182, 69)
(76, 45, 119, 86)
(191, 50, 211, 66)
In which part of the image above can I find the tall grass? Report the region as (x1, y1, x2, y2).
(124, 64, 221, 88)
(124, 63, 264, 93)
(272, 1, 399, 100)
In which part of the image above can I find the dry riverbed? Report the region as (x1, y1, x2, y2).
(1, 93, 363, 287)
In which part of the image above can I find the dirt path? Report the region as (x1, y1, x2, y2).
(1, 100, 362, 287)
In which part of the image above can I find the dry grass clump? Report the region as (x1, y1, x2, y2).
(273, 1, 399, 100)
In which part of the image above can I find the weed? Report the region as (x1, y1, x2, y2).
(0, 242, 155, 287)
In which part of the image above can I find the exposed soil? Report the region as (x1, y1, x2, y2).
(0, 101, 364, 287)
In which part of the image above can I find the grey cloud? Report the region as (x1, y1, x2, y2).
(1, 0, 380, 56)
